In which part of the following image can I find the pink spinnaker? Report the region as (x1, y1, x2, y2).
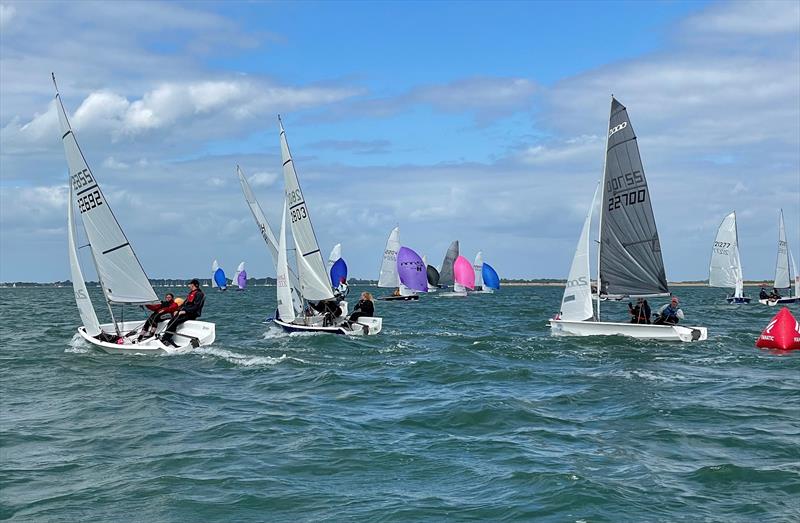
(454, 255, 475, 290)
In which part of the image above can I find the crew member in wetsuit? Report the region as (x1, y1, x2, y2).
(161, 279, 205, 347)
(348, 292, 375, 325)
(137, 293, 180, 341)
(628, 297, 651, 324)
(654, 296, 684, 325)
(759, 288, 769, 300)
(768, 288, 782, 300)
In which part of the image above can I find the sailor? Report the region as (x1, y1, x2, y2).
(759, 288, 769, 300)
(137, 292, 180, 341)
(161, 279, 205, 347)
(628, 297, 651, 324)
(769, 288, 782, 300)
(348, 292, 375, 325)
(654, 296, 684, 325)
(335, 277, 349, 299)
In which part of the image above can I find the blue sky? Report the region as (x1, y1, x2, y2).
(1, 0, 798, 282)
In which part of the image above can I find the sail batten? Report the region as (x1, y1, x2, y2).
(598, 97, 669, 298)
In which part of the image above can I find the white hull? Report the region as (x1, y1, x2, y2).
(470, 289, 495, 294)
(77, 320, 216, 354)
(439, 291, 468, 297)
(549, 319, 707, 342)
(274, 316, 382, 336)
(759, 297, 799, 306)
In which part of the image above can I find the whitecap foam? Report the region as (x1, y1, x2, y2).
(65, 333, 90, 354)
(191, 346, 291, 367)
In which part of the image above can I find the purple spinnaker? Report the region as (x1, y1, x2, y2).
(238, 269, 247, 290)
(397, 247, 428, 292)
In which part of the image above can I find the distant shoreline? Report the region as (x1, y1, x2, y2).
(0, 281, 780, 288)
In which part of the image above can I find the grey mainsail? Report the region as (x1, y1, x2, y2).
(598, 97, 669, 298)
(438, 240, 459, 286)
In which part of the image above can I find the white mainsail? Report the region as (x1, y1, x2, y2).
(279, 116, 333, 302)
(56, 80, 157, 305)
(709, 212, 744, 298)
(232, 261, 245, 289)
(211, 259, 219, 288)
(328, 244, 342, 269)
(237, 165, 301, 311)
(276, 201, 296, 323)
(774, 210, 791, 290)
(473, 251, 484, 290)
(378, 227, 401, 288)
(67, 184, 101, 335)
(559, 183, 598, 321)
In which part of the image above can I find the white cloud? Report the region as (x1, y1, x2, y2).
(249, 172, 278, 187)
(683, 0, 800, 36)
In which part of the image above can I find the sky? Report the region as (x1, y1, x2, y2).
(1, 0, 798, 282)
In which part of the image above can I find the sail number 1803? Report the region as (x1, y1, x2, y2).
(290, 205, 308, 223)
(608, 189, 646, 211)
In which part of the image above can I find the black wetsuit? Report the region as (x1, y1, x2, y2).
(629, 301, 651, 324)
(349, 299, 375, 324)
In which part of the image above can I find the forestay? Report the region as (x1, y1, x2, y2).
(439, 240, 459, 286)
(598, 97, 669, 298)
(279, 117, 333, 301)
(67, 184, 101, 335)
(378, 227, 401, 288)
(560, 183, 598, 321)
(709, 212, 743, 297)
(56, 82, 157, 305)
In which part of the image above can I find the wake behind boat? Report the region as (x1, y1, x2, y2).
(549, 96, 707, 342)
(54, 74, 215, 354)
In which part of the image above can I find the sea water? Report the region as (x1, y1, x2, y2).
(1, 285, 798, 522)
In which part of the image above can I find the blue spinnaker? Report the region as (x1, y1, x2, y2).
(330, 258, 348, 287)
(482, 263, 500, 290)
(214, 267, 227, 289)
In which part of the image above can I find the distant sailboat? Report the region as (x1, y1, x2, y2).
(378, 227, 420, 301)
(438, 240, 459, 288)
(212, 260, 227, 291)
(549, 96, 707, 342)
(272, 117, 381, 335)
(54, 74, 214, 353)
(471, 251, 498, 294)
(440, 255, 474, 297)
(327, 243, 347, 292)
(760, 209, 799, 305)
(232, 262, 247, 291)
(709, 212, 749, 303)
(424, 255, 440, 292)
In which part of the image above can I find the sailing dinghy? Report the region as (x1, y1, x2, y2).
(377, 227, 419, 301)
(232, 262, 247, 291)
(55, 74, 214, 354)
(440, 255, 474, 297)
(471, 251, 497, 294)
(709, 212, 749, 303)
(760, 209, 799, 305)
(438, 240, 459, 289)
(272, 117, 381, 335)
(423, 255, 439, 292)
(549, 97, 707, 342)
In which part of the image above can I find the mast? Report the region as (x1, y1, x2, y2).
(595, 95, 613, 321)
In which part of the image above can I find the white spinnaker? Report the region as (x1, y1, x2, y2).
(378, 227, 401, 288)
(559, 183, 598, 321)
(473, 251, 484, 290)
(709, 212, 742, 295)
(276, 201, 296, 323)
(775, 210, 790, 289)
(237, 165, 301, 311)
(212, 259, 219, 288)
(68, 184, 101, 336)
(279, 117, 333, 301)
(56, 85, 157, 304)
(328, 244, 341, 269)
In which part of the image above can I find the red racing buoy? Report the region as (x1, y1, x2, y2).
(756, 307, 800, 351)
